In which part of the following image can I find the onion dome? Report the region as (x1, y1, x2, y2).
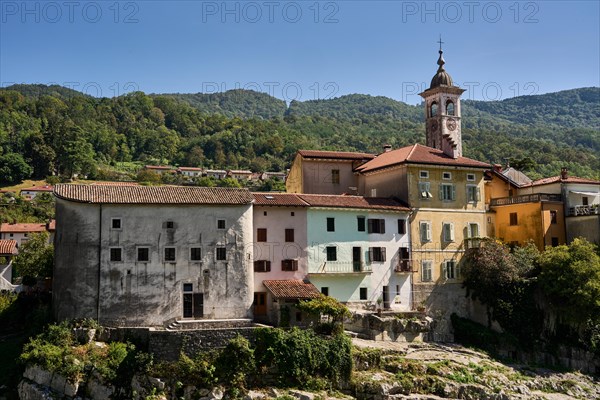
(430, 49, 454, 88)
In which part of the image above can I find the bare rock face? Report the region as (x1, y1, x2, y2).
(17, 381, 54, 400)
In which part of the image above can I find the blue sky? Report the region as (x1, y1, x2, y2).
(1, 1, 599, 104)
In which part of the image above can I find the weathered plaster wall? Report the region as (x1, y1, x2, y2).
(566, 215, 600, 245)
(54, 200, 253, 326)
(301, 160, 358, 195)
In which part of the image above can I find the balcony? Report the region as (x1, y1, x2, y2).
(490, 193, 562, 207)
(311, 261, 372, 274)
(395, 259, 415, 273)
(568, 204, 600, 217)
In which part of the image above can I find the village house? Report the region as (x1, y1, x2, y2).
(251, 193, 318, 325)
(53, 184, 254, 327)
(299, 194, 412, 311)
(519, 168, 600, 245)
(0, 221, 55, 246)
(144, 165, 175, 175)
(204, 169, 228, 179)
(228, 170, 253, 181)
(20, 185, 54, 200)
(0, 239, 18, 291)
(177, 167, 204, 178)
(286, 150, 375, 195)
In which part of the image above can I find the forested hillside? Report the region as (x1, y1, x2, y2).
(0, 84, 598, 185)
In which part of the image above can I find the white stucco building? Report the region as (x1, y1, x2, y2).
(53, 184, 254, 327)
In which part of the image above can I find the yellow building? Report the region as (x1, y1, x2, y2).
(356, 144, 489, 306)
(485, 166, 566, 250)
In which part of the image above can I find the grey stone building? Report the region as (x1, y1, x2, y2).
(53, 184, 254, 327)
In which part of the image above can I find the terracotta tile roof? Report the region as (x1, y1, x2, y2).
(0, 240, 18, 255)
(54, 184, 253, 205)
(1, 223, 48, 233)
(357, 144, 490, 172)
(21, 185, 53, 192)
(145, 165, 173, 170)
(47, 220, 56, 231)
(91, 181, 139, 186)
(298, 150, 375, 160)
(178, 167, 203, 171)
(298, 194, 410, 211)
(529, 175, 600, 187)
(252, 193, 309, 207)
(263, 280, 321, 299)
(229, 170, 252, 174)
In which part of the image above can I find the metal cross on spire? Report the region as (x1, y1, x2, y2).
(438, 35, 444, 52)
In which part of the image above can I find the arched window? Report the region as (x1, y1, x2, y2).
(446, 100, 455, 116)
(430, 102, 438, 117)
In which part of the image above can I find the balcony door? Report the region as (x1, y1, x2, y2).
(352, 247, 362, 272)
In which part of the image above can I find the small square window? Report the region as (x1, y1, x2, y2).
(291, 212, 295, 216)
(137, 247, 150, 262)
(165, 221, 174, 229)
(357, 216, 366, 232)
(216, 247, 227, 261)
(326, 217, 335, 232)
(190, 247, 202, 261)
(164, 247, 176, 262)
(111, 218, 122, 230)
(110, 248, 122, 262)
(263, 211, 267, 216)
(510, 213, 518, 226)
(419, 170, 429, 179)
(398, 219, 406, 234)
(326, 246, 337, 261)
(550, 210, 557, 224)
(321, 287, 329, 296)
(254, 260, 271, 272)
(442, 172, 452, 180)
(285, 229, 294, 242)
(183, 283, 193, 292)
(257, 228, 267, 242)
(217, 219, 226, 230)
(467, 173, 476, 181)
(331, 169, 340, 184)
(359, 287, 367, 300)
(281, 259, 298, 271)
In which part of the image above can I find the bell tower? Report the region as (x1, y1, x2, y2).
(419, 39, 466, 158)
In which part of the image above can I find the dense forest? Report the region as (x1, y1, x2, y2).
(0, 84, 598, 185)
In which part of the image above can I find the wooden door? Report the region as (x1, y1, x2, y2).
(254, 292, 267, 316)
(193, 293, 204, 318)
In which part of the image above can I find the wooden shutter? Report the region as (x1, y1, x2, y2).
(367, 248, 373, 262)
(451, 185, 456, 200)
(381, 247, 386, 262)
(380, 219, 385, 233)
(368, 219, 374, 233)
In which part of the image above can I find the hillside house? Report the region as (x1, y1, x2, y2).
(177, 167, 204, 178)
(0, 221, 55, 246)
(20, 185, 54, 200)
(53, 184, 254, 327)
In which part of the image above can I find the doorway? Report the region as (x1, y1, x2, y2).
(382, 286, 390, 309)
(254, 292, 267, 316)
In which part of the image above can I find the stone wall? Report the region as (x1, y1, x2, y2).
(345, 313, 432, 342)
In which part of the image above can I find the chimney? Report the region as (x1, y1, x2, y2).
(493, 164, 502, 173)
(383, 144, 392, 153)
(561, 167, 568, 180)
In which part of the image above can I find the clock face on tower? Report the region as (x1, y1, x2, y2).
(446, 118, 457, 131)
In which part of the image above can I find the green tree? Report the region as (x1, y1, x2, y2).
(217, 177, 242, 188)
(0, 152, 33, 184)
(538, 238, 600, 324)
(14, 232, 54, 281)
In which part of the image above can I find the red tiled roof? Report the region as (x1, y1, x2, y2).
(252, 193, 309, 207)
(91, 181, 139, 186)
(298, 194, 410, 211)
(529, 175, 600, 187)
(145, 165, 173, 170)
(357, 144, 490, 172)
(1, 223, 48, 233)
(47, 220, 56, 231)
(54, 184, 253, 205)
(263, 280, 321, 299)
(178, 167, 203, 171)
(0, 240, 18, 255)
(298, 150, 375, 160)
(21, 185, 53, 192)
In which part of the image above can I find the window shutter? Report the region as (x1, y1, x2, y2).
(420, 223, 426, 241)
(426, 223, 431, 241)
(442, 262, 447, 280)
(380, 219, 385, 233)
(266, 261, 271, 272)
(368, 248, 373, 262)
(381, 247, 386, 261)
(292, 259, 298, 271)
(368, 219, 374, 233)
(476, 187, 481, 201)
(439, 184, 443, 200)
(451, 185, 456, 200)
(449, 223, 455, 241)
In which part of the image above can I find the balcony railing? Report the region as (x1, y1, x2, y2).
(395, 259, 414, 273)
(311, 261, 372, 274)
(569, 204, 600, 216)
(490, 193, 562, 207)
